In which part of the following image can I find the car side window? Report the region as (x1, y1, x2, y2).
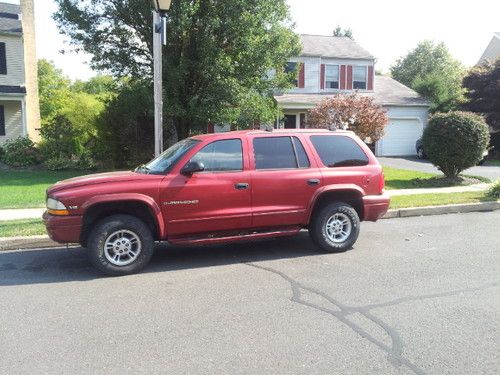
(190, 139, 243, 172)
(292, 137, 310, 168)
(253, 136, 310, 170)
(310, 135, 369, 167)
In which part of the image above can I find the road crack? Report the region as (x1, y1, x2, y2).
(246, 262, 499, 375)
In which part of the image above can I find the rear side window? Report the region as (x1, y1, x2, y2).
(310, 135, 369, 167)
(191, 139, 243, 172)
(253, 136, 310, 170)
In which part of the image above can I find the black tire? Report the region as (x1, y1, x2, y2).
(309, 202, 360, 253)
(87, 214, 154, 276)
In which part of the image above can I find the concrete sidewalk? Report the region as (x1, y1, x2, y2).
(0, 183, 492, 222)
(386, 183, 490, 197)
(0, 208, 44, 221)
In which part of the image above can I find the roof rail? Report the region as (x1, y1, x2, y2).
(328, 124, 337, 131)
(264, 124, 274, 132)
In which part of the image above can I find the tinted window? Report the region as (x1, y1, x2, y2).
(310, 135, 369, 167)
(254, 137, 297, 169)
(191, 139, 243, 172)
(292, 137, 310, 168)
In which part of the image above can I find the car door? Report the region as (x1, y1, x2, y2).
(249, 135, 323, 228)
(161, 138, 252, 236)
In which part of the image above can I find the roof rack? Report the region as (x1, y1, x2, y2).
(264, 124, 274, 132)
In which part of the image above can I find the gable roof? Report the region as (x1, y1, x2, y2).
(0, 2, 22, 35)
(478, 32, 500, 64)
(300, 34, 375, 60)
(274, 76, 429, 107)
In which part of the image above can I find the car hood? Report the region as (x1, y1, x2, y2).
(47, 171, 155, 194)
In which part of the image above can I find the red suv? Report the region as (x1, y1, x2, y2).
(43, 130, 389, 275)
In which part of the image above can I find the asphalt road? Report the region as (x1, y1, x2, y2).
(1, 211, 499, 375)
(379, 156, 500, 180)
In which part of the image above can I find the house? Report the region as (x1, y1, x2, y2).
(0, 0, 40, 145)
(274, 34, 430, 156)
(478, 32, 500, 64)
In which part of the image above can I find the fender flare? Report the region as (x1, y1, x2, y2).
(307, 184, 365, 222)
(81, 193, 167, 239)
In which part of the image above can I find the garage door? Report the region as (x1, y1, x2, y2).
(377, 118, 423, 156)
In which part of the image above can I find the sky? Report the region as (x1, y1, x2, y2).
(4, 0, 500, 81)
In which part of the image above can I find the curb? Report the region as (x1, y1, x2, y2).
(0, 235, 65, 252)
(382, 200, 500, 219)
(0, 201, 498, 251)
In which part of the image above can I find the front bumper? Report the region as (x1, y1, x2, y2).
(43, 211, 83, 244)
(362, 193, 390, 221)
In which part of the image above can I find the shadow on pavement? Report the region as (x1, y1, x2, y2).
(0, 232, 323, 286)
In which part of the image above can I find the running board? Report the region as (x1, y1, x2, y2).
(168, 227, 302, 246)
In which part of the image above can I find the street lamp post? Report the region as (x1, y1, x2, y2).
(151, 0, 171, 157)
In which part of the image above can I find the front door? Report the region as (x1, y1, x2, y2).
(161, 138, 252, 236)
(249, 135, 322, 228)
(284, 114, 297, 129)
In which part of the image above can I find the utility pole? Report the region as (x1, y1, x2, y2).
(153, 11, 166, 157)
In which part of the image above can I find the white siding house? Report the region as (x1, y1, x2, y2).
(274, 34, 430, 156)
(0, 1, 40, 145)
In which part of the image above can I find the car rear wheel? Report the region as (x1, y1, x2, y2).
(88, 214, 154, 276)
(309, 202, 360, 253)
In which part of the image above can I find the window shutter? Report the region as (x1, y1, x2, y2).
(368, 66, 374, 90)
(340, 65, 346, 90)
(298, 63, 305, 88)
(0, 105, 5, 136)
(0, 43, 6, 75)
(320, 64, 325, 90)
(347, 65, 353, 90)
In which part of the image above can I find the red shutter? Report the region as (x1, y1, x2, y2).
(347, 65, 353, 90)
(207, 123, 215, 133)
(368, 66, 374, 90)
(320, 64, 325, 90)
(298, 63, 305, 88)
(340, 65, 346, 90)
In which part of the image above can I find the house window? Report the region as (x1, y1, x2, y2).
(325, 65, 339, 89)
(353, 66, 367, 90)
(0, 43, 6, 75)
(285, 62, 298, 87)
(0, 105, 5, 136)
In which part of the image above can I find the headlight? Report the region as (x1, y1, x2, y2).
(47, 198, 69, 215)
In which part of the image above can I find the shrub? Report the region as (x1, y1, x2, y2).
(2, 137, 42, 167)
(44, 154, 96, 171)
(422, 111, 490, 179)
(487, 180, 500, 199)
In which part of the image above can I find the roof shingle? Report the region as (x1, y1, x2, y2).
(300, 34, 374, 60)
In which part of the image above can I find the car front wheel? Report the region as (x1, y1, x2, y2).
(88, 214, 154, 276)
(309, 202, 360, 253)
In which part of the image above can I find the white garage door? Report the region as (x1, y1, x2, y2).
(378, 118, 423, 156)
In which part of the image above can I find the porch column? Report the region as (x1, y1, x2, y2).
(21, 98, 27, 137)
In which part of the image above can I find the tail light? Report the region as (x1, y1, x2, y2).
(379, 171, 385, 193)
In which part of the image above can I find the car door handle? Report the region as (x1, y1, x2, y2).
(234, 183, 249, 190)
(307, 179, 320, 186)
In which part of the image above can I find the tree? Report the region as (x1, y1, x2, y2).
(462, 58, 500, 136)
(53, 0, 301, 139)
(307, 93, 388, 142)
(38, 59, 71, 125)
(333, 26, 353, 39)
(390, 41, 465, 112)
(422, 111, 490, 179)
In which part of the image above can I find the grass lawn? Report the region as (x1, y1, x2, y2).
(390, 191, 496, 209)
(0, 219, 46, 237)
(383, 167, 490, 190)
(0, 170, 89, 209)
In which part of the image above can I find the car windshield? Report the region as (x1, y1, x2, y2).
(135, 138, 200, 174)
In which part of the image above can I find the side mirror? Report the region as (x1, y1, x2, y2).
(181, 161, 205, 176)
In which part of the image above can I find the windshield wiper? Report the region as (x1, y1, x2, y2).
(134, 165, 151, 174)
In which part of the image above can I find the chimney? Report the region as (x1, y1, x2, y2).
(20, 0, 41, 142)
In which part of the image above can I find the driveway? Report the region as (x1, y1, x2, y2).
(0, 211, 499, 374)
(379, 156, 500, 180)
